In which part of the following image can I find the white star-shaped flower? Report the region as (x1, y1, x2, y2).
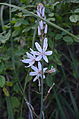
(29, 62, 47, 86)
(22, 52, 36, 67)
(30, 38, 52, 63)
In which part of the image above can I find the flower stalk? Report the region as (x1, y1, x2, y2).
(37, 3, 47, 119)
(40, 23, 44, 119)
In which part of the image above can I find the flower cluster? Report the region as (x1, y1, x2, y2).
(22, 3, 56, 86)
(37, 3, 48, 36)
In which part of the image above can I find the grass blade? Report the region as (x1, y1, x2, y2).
(6, 97, 14, 119)
(54, 88, 67, 119)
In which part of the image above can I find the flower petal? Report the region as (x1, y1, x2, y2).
(22, 59, 31, 63)
(26, 52, 33, 59)
(30, 48, 39, 55)
(43, 38, 48, 52)
(35, 42, 42, 52)
(38, 62, 42, 71)
(31, 65, 38, 72)
(45, 51, 52, 55)
(43, 55, 48, 63)
(36, 55, 42, 61)
(29, 72, 37, 76)
(43, 68, 47, 72)
(27, 61, 35, 67)
(43, 75, 45, 79)
(33, 76, 38, 82)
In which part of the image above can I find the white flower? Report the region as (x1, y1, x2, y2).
(29, 62, 47, 86)
(31, 38, 52, 63)
(22, 52, 36, 67)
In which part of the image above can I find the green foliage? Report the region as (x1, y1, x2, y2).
(0, 75, 5, 87)
(3, 87, 10, 96)
(69, 15, 79, 23)
(11, 96, 20, 109)
(0, 31, 11, 44)
(63, 36, 73, 44)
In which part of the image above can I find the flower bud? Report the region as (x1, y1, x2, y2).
(38, 26, 41, 35)
(37, 11, 40, 17)
(39, 20, 43, 30)
(37, 3, 45, 17)
(41, 7, 45, 17)
(44, 24, 48, 34)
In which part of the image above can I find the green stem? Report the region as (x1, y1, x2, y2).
(40, 66, 44, 119)
(40, 35, 44, 119)
(0, 5, 5, 34)
(0, 3, 78, 40)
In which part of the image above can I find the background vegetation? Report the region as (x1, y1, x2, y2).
(0, 0, 79, 119)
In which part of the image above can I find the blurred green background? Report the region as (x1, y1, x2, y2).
(0, 0, 79, 119)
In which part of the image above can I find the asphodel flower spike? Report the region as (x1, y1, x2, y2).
(22, 3, 56, 86)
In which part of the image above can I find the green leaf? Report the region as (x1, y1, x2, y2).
(46, 75, 55, 87)
(11, 7, 18, 12)
(13, 84, 21, 93)
(55, 34, 62, 40)
(6, 81, 13, 87)
(63, 36, 73, 44)
(6, 97, 14, 119)
(53, 50, 62, 66)
(69, 15, 79, 23)
(12, 30, 21, 37)
(0, 31, 10, 44)
(0, 34, 5, 43)
(14, 22, 21, 27)
(47, 18, 55, 22)
(49, 13, 54, 17)
(11, 96, 20, 109)
(0, 63, 5, 74)
(0, 75, 5, 87)
(68, 86, 79, 118)
(74, 8, 79, 13)
(54, 89, 67, 119)
(3, 87, 10, 96)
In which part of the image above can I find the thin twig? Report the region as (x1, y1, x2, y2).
(44, 83, 55, 102)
